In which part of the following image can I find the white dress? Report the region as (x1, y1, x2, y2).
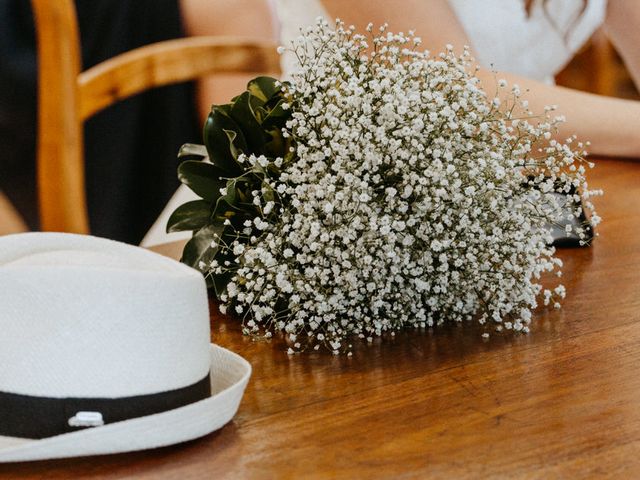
(141, 0, 606, 246)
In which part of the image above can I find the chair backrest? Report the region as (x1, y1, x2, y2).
(31, 0, 280, 233)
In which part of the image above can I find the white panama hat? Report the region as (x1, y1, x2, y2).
(0, 232, 251, 462)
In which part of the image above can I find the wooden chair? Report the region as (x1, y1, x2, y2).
(31, 0, 280, 234)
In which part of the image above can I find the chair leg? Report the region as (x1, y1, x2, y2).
(0, 191, 29, 235)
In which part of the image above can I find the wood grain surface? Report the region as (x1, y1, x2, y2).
(1, 158, 639, 479)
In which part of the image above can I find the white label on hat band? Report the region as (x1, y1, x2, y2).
(68, 411, 105, 428)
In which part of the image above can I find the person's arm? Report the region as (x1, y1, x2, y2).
(180, 0, 278, 121)
(0, 192, 27, 235)
(605, 0, 640, 89)
(321, 0, 640, 158)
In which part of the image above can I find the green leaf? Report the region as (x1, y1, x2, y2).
(203, 106, 247, 175)
(263, 127, 290, 158)
(261, 183, 275, 204)
(166, 200, 211, 233)
(177, 143, 208, 161)
(249, 93, 266, 120)
(224, 178, 238, 205)
(212, 195, 242, 220)
(230, 91, 267, 152)
(181, 223, 223, 270)
(219, 176, 253, 209)
(247, 76, 280, 103)
(177, 160, 226, 202)
(223, 129, 243, 160)
(261, 98, 289, 130)
(217, 103, 232, 115)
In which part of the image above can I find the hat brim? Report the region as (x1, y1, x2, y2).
(0, 344, 251, 463)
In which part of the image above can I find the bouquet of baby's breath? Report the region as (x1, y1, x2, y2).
(168, 19, 600, 354)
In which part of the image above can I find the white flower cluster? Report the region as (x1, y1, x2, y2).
(213, 19, 600, 354)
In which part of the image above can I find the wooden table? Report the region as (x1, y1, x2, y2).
(3, 158, 639, 479)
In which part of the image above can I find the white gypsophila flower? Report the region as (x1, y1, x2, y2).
(209, 19, 600, 354)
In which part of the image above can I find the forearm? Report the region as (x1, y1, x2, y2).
(320, 0, 640, 159)
(476, 69, 640, 158)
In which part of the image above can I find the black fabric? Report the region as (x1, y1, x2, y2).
(0, 0, 200, 243)
(0, 373, 211, 440)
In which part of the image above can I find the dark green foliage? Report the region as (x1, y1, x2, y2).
(166, 77, 292, 295)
